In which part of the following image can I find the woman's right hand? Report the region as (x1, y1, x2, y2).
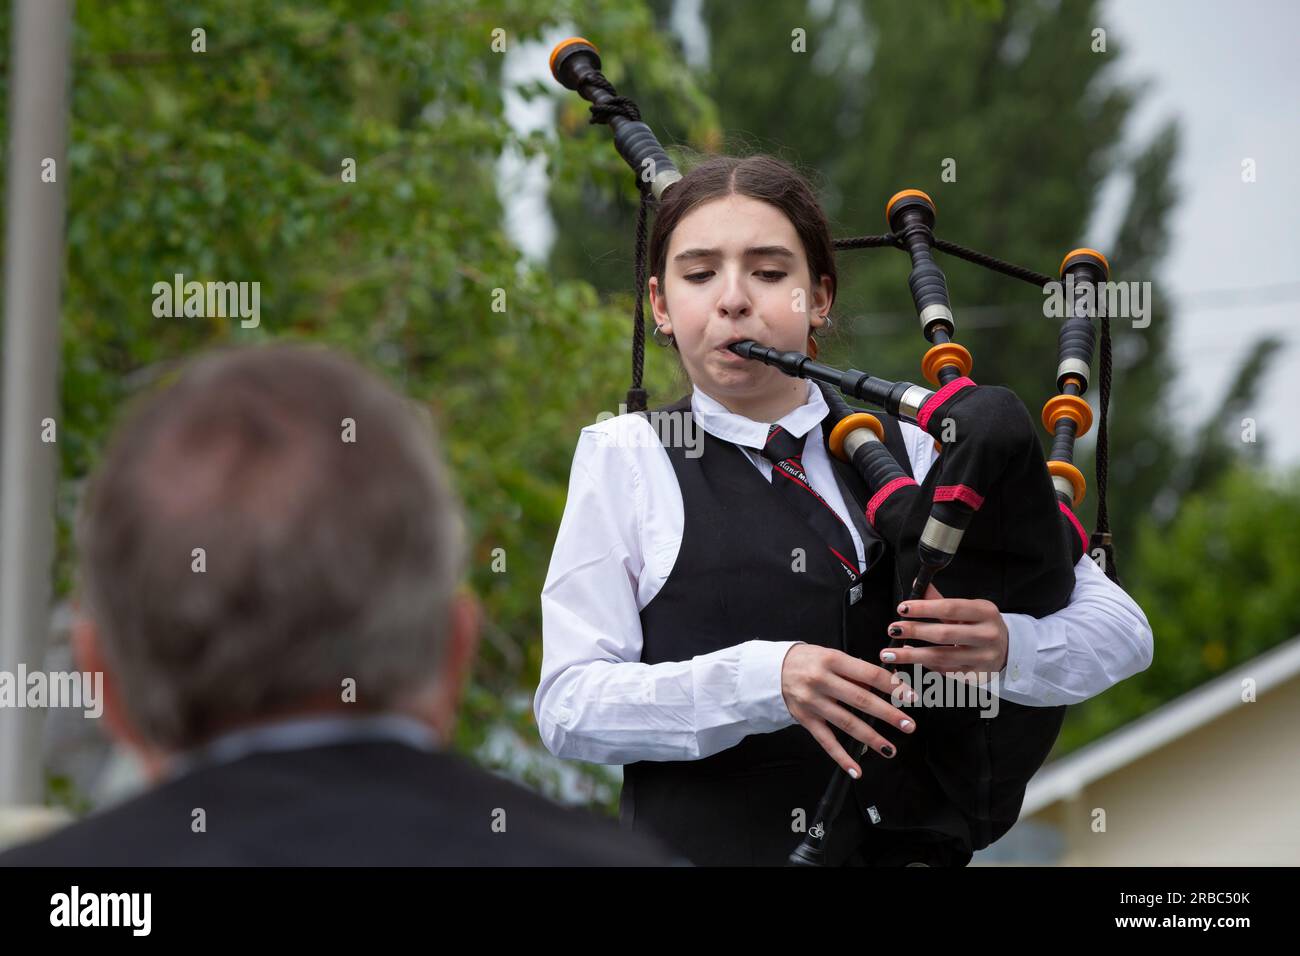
(780, 643, 918, 779)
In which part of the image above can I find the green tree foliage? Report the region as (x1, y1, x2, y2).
(0, 0, 712, 801)
(1061, 465, 1300, 750)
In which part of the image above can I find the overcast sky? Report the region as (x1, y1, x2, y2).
(502, 0, 1300, 468)
(1098, 0, 1300, 468)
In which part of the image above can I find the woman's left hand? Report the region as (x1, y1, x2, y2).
(880, 584, 1009, 681)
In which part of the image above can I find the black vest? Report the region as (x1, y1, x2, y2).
(621, 395, 966, 866)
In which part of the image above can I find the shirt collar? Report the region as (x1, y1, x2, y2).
(162, 712, 442, 781)
(690, 378, 828, 450)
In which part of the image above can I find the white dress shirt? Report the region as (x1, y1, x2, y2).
(535, 379, 1154, 765)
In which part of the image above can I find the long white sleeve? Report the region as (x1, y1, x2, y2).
(534, 420, 800, 765)
(998, 554, 1154, 706)
(900, 421, 1155, 707)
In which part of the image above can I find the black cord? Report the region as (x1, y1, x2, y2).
(833, 233, 1055, 288)
(1093, 311, 1119, 584)
(584, 71, 652, 413)
(627, 191, 650, 413)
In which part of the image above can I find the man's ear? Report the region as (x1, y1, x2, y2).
(436, 587, 481, 712)
(70, 612, 145, 753)
(648, 275, 671, 335)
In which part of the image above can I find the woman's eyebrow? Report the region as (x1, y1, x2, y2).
(672, 245, 797, 262)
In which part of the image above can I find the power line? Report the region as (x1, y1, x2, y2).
(1174, 280, 1300, 311)
(844, 280, 1300, 330)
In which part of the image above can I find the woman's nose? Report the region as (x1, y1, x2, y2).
(717, 270, 752, 317)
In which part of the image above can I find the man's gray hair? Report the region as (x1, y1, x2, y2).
(76, 343, 468, 749)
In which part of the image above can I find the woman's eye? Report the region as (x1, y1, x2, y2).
(682, 270, 785, 283)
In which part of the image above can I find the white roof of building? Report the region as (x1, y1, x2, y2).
(1020, 633, 1300, 817)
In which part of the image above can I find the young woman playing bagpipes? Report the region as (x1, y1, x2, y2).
(534, 41, 1152, 867)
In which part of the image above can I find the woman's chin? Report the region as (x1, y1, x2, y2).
(703, 350, 755, 378)
(695, 353, 772, 391)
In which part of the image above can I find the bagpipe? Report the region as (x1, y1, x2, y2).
(551, 37, 1120, 865)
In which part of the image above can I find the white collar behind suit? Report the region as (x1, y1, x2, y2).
(689, 379, 828, 450)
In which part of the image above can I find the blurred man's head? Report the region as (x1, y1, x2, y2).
(72, 344, 478, 772)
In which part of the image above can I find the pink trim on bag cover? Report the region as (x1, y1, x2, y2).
(1059, 501, 1088, 552)
(866, 477, 918, 526)
(933, 484, 985, 510)
(916, 376, 975, 432)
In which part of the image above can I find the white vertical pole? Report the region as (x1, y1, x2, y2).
(0, 0, 74, 806)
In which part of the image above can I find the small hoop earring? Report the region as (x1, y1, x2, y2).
(652, 325, 674, 347)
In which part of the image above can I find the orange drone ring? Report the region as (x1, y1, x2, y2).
(1041, 393, 1094, 437)
(829, 413, 883, 462)
(886, 188, 934, 222)
(1059, 247, 1110, 280)
(920, 342, 972, 386)
(1047, 460, 1087, 508)
(550, 36, 598, 77)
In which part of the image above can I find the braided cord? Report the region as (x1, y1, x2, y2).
(584, 69, 652, 412)
(833, 233, 1054, 287)
(627, 191, 650, 413)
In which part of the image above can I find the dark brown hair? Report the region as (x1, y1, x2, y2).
(648, 154, 838, 350)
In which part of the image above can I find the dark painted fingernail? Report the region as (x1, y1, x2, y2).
(888, 625, 902, 637)
(881, 744, 896, 758)
(898, 604, 910, 615)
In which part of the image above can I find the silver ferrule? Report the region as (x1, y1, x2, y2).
(652, 169, 684, 201)
(1056, 357, 1091, 390)
(920, 515, 965, 555)
(1052, 474, 1077, 502)
(842, 426, 880, 459)
(899, 384, 932, 422)
(919, 303, 954, 336)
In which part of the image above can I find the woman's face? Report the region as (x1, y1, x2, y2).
(649, 193, 832, 408)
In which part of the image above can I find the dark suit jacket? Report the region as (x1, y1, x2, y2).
(0, 740, 679, 866)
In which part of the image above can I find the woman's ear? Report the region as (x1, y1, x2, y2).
(811, 274, 834, 328)
(648, 275, 672, 335)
